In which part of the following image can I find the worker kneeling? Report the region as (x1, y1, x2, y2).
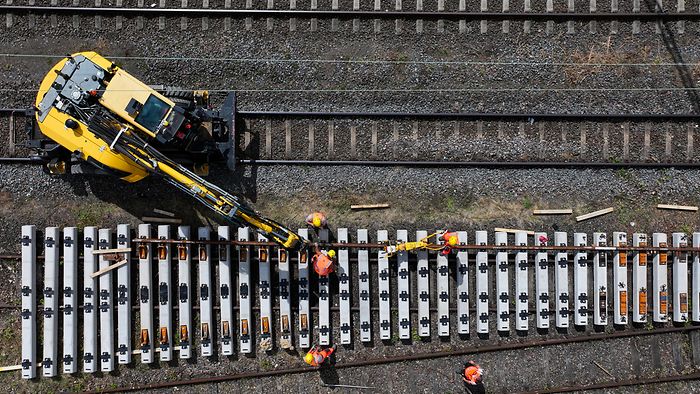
(305, 212, 328, 229)
(304, 344, 336, 367)
(312, 249, 336, 276)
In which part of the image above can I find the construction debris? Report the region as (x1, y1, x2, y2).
(657, 204, 699, 212)
(532, 209, 573, 215)
(494, 227, 535, 235)
(91, 259, 128, 278)
(279, 337, 294, 350)
(576, 207, 614, 222)
(153, 208, 176, 217)
(141, 216, 182, 224)
(350, 203, 390, 210)
(260, 337, 272, 351)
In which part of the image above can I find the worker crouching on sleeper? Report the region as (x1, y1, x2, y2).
(458, 360, 485, 394)
(304, 344, 337, 367)
(312, 248, 336, 276)
(305, 212, 328, 230)
(441, 231, 460, 255)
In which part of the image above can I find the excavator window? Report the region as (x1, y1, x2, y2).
(134, 94, 170, 132)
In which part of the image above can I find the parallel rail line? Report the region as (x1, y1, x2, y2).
(2, 107, 700, 167)
(1, 7, 699, 21)
(86, 325, 700, 393)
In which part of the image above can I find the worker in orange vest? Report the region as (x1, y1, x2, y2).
(304, 344, 337, 367)
(312, 249, 336, 276)
(459, 360, 485, 394)
(305, 212, 328, 229)
(440, 231, 459, 256)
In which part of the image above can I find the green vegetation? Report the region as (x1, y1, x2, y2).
(259, 359, 272, 370)
(411, 329, 421, 342)
(522, 196, 533, 210)
(76, 204, 105, 227)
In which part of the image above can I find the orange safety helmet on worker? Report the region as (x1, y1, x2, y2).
(305, 212, 328, 229)
(312, 249, 336, 276)
(440, 231, 459, 256)
(304, 345, 336, 367)
(463, 362, 483, 385)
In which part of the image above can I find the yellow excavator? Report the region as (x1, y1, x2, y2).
(32, 51, 303, 250)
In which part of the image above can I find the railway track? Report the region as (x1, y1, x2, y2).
(84, 326, 700, 393)
(1, 3, 697, 34)
(2, 107, 700, 166)
(16, 224, 700, 382)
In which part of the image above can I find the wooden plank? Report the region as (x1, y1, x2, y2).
(92, 248, 131, 255)
(533, 209, 573, 215)
(575, 207, 614, 222)
(153, 208, 176, 217)
(350, 203, 390, 210)
(90, 259, 128, 278)
(141, 216, 182, 224)
(494, 227, 535, 235)
(657, 204, 699, 212)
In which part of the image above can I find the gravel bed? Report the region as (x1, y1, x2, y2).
(1, 7, 700, 393)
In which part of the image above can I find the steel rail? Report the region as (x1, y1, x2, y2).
(238, 159, 700, 168)
(1, 7, 699, 21)
(516, 371, 700, 394)
(129, 237, 700, 253)
(0, 108, 28, 114)
(238, 110, 700, 121)
(5, 107, 699, 121)
(0, 157, 41, 164)
(83, 325, 700, 394)
(3, 157, 700, 169)
(3, 157, 700, 168)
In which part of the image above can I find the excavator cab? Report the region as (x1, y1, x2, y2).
(32, 51, 235, 180)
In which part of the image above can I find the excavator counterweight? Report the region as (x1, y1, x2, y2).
(33, 51, 303, 250)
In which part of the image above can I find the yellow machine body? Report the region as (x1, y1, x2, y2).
(34, 52, 159, 182)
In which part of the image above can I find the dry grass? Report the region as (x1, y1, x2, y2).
(563, 37, 651, 85)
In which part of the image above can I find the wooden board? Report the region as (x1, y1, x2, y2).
(533, 209, 573, 215)
(657, 204, 698, 212)
(576, 207, 614, 222)
(141, 216, 182, 224)
(90, 259, 128, 278)
(494, 227, 535, 235)
(92, 248, 131, 255)
(153, 208, 176, 217)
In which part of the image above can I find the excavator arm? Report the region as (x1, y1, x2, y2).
(89, 112, 303, 250)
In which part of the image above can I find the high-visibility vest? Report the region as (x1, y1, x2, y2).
(312, 253, 334, 276)
(307, 347, 333, 367)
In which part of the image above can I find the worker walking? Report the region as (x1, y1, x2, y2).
(440, 231, 459, 256)
(459, 360, 485, 394)
(304, 344, 337, 367)
(305, 212, 328, 229)
(312, 249, 336, 276)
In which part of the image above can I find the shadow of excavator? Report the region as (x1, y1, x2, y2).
(644, 0, 700, 113)
(59, 120, 261, 228)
